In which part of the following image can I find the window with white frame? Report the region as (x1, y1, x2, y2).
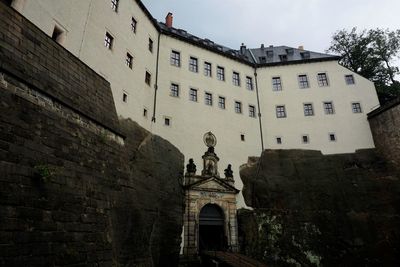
(145, 71, 151, 86)
(345, 74, 355, 85)
(329, 133, 336, 141)
(317, 73, 329, 87)
(246, 76, 253, 90)
(170, 83, 179, 97)
(126, 53, 133, 69)
(148, 38, 153, 52)
(235, 101, 242, 114)
(298, 74, 309, 89)
(189, 88, 198, 102)
(276, 137, 282, 144)
(111, 0, 119, 12)
(233, 72, 240, 86)
(276, 105, 286, 118)
(323, 101, 334, 114)
(204, 62, 212, 77)
(302, 135, 309, 144)
(104, 32, 113, 49)
(205, 92, 213, 106)
(131, 17, 137, 33)
(218, 96, 226, 109)
(272, 77, 282, 91)
(352, 102, 362, 113)
(170, 50, 180, 67)
(303, 103, 314, 116)
(189, 57, 198, 72)
(249, 105, 256, 118)
(217, 66, 225, 81)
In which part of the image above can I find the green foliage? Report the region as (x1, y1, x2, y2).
(34, 164, 57, 182)
(328, 28, 400, 103)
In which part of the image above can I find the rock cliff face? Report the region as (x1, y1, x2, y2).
(0, 3, 184, 266)
(239, 149, 400, 267)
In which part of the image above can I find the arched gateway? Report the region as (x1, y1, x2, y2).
(183, 132, 239, 256)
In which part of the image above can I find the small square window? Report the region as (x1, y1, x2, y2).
(104, 32, 114, 49)
(143, 108, 148, 117)
(189, 57, 198, 72)
(189, 88, 198, 102)
(131, 17, 137, 33)
(329, 133, 336, 142)
(352, 102, 362, 113)
(279, 55, 287, 62)
(323, 102, 335, 115)
(204, 62, 212, 77)
(276, 105, 286, 118)
(240, 134, 245, 141)
(302, 135, 309, 144)
(218, 96, 226, 109)
(148, 38, 153, 53)
(170, 83, 179, 97)
(303, 103, 314, 116)
(345, 75, 355, 85)
(298, 75, 309, 89)
(317, 73, 329, 87)
(126, 53, 133, 69)
(276, 137, 282, 144)
(205, 92, 213, 106)
(259, 56, 267, 63)
(122, 93, 128, 103)
(170, 50, 181, 67)
(246, 76, 253, 90)
(111, 0, 119, 12)
(233, 72, 240, 86)
(217, 66, 225, 81)
(164, 117, 171, 126)
(235, 101, 242, 114)
(145, 71, 151, 86)
(272, 77, 282, 91)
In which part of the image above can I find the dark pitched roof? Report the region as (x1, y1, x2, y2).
(136, 0, 340, 67)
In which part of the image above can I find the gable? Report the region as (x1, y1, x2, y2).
(190, 178, 238, 194)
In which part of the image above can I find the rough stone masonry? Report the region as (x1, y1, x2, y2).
(0, 2, 184, 266)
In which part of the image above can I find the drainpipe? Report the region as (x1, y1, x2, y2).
(151, 31, 161, 123)
(248, 49, 265, 151)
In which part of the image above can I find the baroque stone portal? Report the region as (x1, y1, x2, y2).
(183, 132, 239, 256)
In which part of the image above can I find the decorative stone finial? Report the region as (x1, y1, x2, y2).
(186, 158, 196, 176)
(224, 164, 233, 179)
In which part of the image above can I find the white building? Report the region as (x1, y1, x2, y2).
(8, 0, 379, 209)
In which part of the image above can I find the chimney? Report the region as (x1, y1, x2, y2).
(240, 43, 246, 55)
(298, 45, 304, 50)
(261, 44, 265, 49)
(165, 12, 173, 28)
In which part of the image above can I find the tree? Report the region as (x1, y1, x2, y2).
(328, 28, 400, 103)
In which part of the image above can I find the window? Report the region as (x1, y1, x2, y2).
(276, 137, 282, 144)
(317, 73, 329, 87)
(131, 17, 137, 33)
(235, 101, 242, 114)
(276, 105, 286, 118)
(205, 92, 213, 106)
(302, 135, 309, 144)
(345, 74, 355, 85)
(170, 83, 179, 97)
(329, 133, 336, 142)
(266, 50, 273, 58)
(218, 96, 226, 109)
(51, 25, 65, 44)
(240, 134, 245, 141)
(259, 56, 267, 63)
(145, 71, 151, 86)
(217, 66, 225, 81)
(104, 32, 113, 49)
(279, 54, 287, 62)
(323, 102, 334, 114)
(164, 117, 171, 126)
(189, 88, 198, 102)
(189, 57, 198, 72)
(122, 93, 128, 103)
(148, 38, 153, 52)
(300, 52, 310, 59)
(233, 72, 240, 86)
(249, 105, 256, 118)
(352, 102, 362, 113)
(272, 77, 282, 91)
(111, 0, 119, 12)
(246, 76, 253, 90)
(126, 53, 133, 69)
(204, 62, 212, 77)
(298, 75, 309, 89)
(170, 50, 180, 67)
(143, 108, 148, 118)
(303, 103, 314, 116)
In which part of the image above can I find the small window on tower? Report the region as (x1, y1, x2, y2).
(52, 25, 65, 44)
(276, 137, 282, 144)
(122, 93, 128, 103)
(240, 134, 245, 141)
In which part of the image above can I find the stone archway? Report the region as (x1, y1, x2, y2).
(198, 203, 226, 251)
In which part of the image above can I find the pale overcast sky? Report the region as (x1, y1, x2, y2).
(141, 0, 400, 56)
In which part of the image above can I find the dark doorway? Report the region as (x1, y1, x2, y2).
(199, 204, 226, 251)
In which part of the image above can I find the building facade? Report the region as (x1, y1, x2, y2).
(7, 0, 379, 209)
